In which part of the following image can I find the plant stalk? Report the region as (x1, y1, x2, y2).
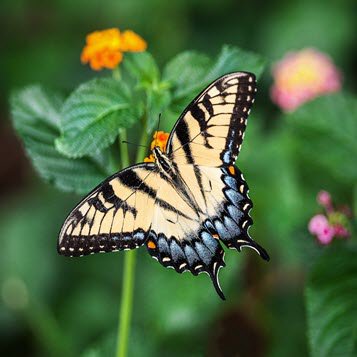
(116, 115, 149, 357)
(135, 115, 149, 163)
(116, 249, 136, 357)
(119, 129, 130, 168)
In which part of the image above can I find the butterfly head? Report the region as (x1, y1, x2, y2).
(152, 146, 174, 174)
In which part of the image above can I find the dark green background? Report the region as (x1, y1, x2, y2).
(1, 0, 356, 356)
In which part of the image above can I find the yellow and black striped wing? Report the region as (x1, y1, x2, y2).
(58, 163, 159, 256)
(166, 72, 256, 166)
(145, 163, 269, 300)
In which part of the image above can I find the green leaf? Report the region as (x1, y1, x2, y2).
(124, 52, 160, 87)
(305, 243, 357, 357)
(10, 85, 107, 193)
(162, 51, 212, 99)
(207, 45, 266, 82)
(146, 87, 172, 132)
(164, 45, 265, 112)
(285, 94, 357, 184)
(56, 78, 137, 158)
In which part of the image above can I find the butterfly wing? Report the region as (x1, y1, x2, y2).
(58, 163, 159, 256)
(144, 173, 227, 299)
(146, 162, 269, 300)
(149, 72, 269, 297)
(166, 72, 256, 166)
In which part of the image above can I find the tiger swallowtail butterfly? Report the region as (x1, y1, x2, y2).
(58, 72, 269, 300)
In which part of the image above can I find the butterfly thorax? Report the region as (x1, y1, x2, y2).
(152, 146, 203, 215)
(152, 146, 174, 177)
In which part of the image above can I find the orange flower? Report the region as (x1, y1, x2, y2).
(144, 131, 170, 162)
(144, 154, 155, 163)
(120, 30, 147, 52)
(81, 28, 147, 71)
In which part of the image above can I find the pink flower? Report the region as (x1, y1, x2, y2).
(317, 225, 335, 245)
(308, 191, 352, 246)
(317, 190, 332, 209)
(271, 48, 341, 111)
(308, 214, 330, 235)
(334, 225, 350, 238)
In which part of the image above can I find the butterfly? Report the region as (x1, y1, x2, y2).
(58, 72, 269, 300)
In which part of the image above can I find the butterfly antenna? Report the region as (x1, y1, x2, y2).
(122, 141, 150, 149)
(154, 113, 162, 148)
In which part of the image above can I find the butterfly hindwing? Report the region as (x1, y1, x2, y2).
(144, 176, 227, 299)
(143, 162, 268, 300)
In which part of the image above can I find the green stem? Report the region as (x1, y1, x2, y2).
(119, 129, 130, 168)
(116, 250, 136, 357)
(112, 67, 121, 80)
(135, 114, 149, 163)
(116, 115, 148, 357)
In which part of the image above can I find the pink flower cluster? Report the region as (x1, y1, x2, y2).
(271, 48, 341, 111)
(308, 191, 350, 245)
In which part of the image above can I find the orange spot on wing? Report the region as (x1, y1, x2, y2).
(212, 234, 219, 239)
(147, 240, 156, 249)
(228, 166, 235, 175)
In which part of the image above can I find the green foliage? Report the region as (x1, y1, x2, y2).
(306, 244, 357, 357)
(284, 94, 357, 184)
(56, 78, 137, 158)
(124, 52, 160, 87)
(6, 19, 356, 356)
(10, 46, 265, 194)
(10, 86, 108, 194)
(163, 51, 212, 101)
(163, 45, 265, 116)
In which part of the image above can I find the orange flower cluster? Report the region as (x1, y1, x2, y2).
(81, 28, 147, 71)
(144, 131, 170, 163)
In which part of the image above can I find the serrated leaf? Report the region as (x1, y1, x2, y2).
(56, 78, 137, 158)
(164, 45, 265, 115)
(162, 51, 212, 99)
(10, 85, 108, 194)
(285, 94, 357, 183)
(305, 244, 357, 357)
(124, 52, 160, 87)
(207, 45, 265, 82)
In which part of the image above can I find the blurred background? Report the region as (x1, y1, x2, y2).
(1, 0, 356, 356)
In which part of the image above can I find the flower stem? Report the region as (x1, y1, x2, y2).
(116, 128, 133, 357)
(116, 250, 136, 357)
(135, 114, 149, 163)
(116, 115, 148, 357)
(112, 67, 121, 80)
(119, 129, 130, 168)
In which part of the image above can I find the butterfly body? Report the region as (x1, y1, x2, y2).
(58, 72, 269, 300)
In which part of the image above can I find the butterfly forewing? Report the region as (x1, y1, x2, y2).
(58, 164, 158, 256)
(166, 72, 257, 166)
